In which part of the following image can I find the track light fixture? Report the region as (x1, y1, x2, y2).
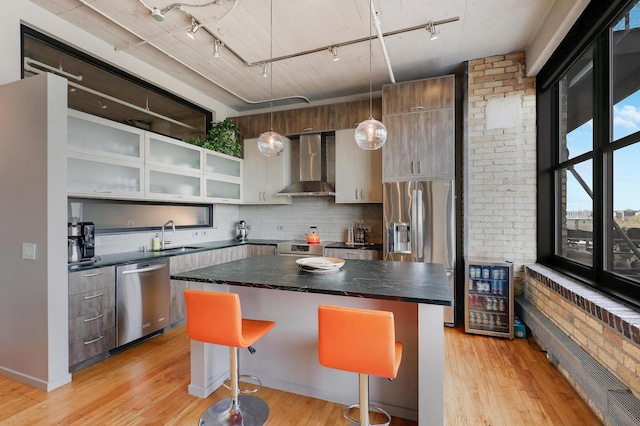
(261, 63, 268, 78)
(213, 39, 222, 58)
(98, 99, 107, 109)
(330, 46, 340, 62)
(427, 21, 439, 41)
(187, 18, 199, 39)
(151, 7, 166, 21)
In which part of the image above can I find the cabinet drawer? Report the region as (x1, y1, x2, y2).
(325, 248, 382, 260)
(69, 308, 116, 341)
(69, 286, 116, 320)
(69, 267, 115, 296)
(69, 327, 115, 366)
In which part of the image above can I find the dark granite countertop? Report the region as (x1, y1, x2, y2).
(68, 239, 281, 272)
(171, 255, 453, 306)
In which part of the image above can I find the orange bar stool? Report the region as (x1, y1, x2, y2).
(184, 289, 275, 426)
(318, 304, 403, 426)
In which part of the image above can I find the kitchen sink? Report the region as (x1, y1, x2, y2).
(152, 246, 202, 253)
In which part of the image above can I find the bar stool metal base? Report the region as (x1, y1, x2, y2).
(199, 395, 269, 426)
(343, 403, 392, 426)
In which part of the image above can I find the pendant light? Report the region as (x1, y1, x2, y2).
(257, 0, 284, 157)
(355, 0, 387, 150)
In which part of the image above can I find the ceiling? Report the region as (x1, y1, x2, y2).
(27, 0, 576, 113)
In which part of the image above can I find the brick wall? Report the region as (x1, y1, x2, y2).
(465, 51, 537, 295)
(525, 264, 640, 405)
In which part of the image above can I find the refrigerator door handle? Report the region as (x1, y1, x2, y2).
(415, 187, 424, 261)
(444, 181, 455, 269)
(411, 187, 418, 261)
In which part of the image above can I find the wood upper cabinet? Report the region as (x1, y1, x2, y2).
(333, 98, 382, 130)
(382, 75, 454, 116)
(383, 109, 454, 181)
(230, 113, 271, 139)
(334, 129, 382, 203)
(272, 105, 334, 136)
(382, 75, 455, 181)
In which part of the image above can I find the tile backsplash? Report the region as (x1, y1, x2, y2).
(94, 199, 382, 255)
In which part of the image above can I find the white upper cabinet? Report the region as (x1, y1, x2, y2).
(204, 150, 243, 204)
(242, 137, 292, 204)
(334, 129, 382, 203)
(145, 133, 203, 173)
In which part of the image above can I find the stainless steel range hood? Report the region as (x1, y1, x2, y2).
(276, 133, 335, 197)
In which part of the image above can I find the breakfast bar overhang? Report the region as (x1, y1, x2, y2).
(171, 255, 453, 425)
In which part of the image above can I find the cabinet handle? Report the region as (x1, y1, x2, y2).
(93, 190, 112, 194)
(355, 189, 358, 200)
(82, 271, 104, 278)
(346, 251, 359, 255)
(411, 161, 415, 174)
(302, 127, 313, 132)
(84, 335, 104, 345)
(410, 106, 424, 112)
(418, 160, 422, 174)
(360, 188, 363, 199)
(172, 195, 184, 199)
(83, 292, 104, 300)
(84, 314, 104, 323)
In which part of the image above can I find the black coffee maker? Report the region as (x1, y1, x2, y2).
(68, 222, 95, 262)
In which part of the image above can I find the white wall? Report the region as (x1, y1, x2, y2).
(0, 73, 71, 391)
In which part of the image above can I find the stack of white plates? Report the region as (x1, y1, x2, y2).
(296, 257, 345, 273)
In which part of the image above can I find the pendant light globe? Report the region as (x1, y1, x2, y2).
(355, 0, 387, 150)
(355, 117, 387, 150)
(257, 130, 284, 157)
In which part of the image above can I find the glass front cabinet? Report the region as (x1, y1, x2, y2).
(465, 259, 514, 338)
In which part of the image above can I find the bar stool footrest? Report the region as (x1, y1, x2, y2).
(343, 403, 391, 426)
(222, 374, 262, 394)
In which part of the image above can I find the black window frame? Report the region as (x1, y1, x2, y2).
(537, 0, 640, 309)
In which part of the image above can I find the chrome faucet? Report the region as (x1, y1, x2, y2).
(161, 220, 175, 249)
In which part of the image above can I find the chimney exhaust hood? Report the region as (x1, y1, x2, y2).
(276, 133, 335, 197)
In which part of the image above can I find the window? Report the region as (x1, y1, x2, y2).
(21, 26, 211, 142)
(538, 0, 640, 308)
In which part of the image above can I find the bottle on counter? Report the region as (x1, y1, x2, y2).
(152, 233, 161, 250)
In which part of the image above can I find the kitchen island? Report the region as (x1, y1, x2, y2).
(172, 255, 453, 425)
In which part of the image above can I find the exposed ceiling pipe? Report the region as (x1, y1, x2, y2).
(77, 0, 309, 105)
(24, 57, 197, 130)
(369, 0, 395, 84)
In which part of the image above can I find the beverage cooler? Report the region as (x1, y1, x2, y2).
(465, 259, 514, 338)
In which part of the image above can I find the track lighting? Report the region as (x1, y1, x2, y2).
(330, 46, 340, 62)
(213, 39, 222, 58)
(151, 7, 165, 21)
(187, 18, 199, 39)
(427, 22, 439, 41)
(261, 63, 268, 78)
(98, 99, 107, 109)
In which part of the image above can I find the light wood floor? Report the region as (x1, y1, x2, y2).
(0, 325, 602, 425)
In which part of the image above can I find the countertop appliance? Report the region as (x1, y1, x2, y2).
(277, 240, 335, 257)
(235, 220, 248, 241)
(68, 221, 95, 263)
(383, 180, 456, 325)
(116, 258, 170, 347)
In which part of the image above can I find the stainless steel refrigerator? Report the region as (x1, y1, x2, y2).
(383, 180, 456, 325)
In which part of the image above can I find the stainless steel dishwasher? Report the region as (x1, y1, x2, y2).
(116, 258, 170, 347)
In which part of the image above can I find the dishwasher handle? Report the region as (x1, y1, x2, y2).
(121, 263, 167, 275)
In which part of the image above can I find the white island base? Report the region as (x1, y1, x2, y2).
(186, 283, 445, 425)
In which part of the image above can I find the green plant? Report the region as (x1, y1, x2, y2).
(184, 118, 242, 157)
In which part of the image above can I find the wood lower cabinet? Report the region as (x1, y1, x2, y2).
(324, 248, 382, 260)
(248, 244, 277, 257)
(68, 266, 116, 371)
